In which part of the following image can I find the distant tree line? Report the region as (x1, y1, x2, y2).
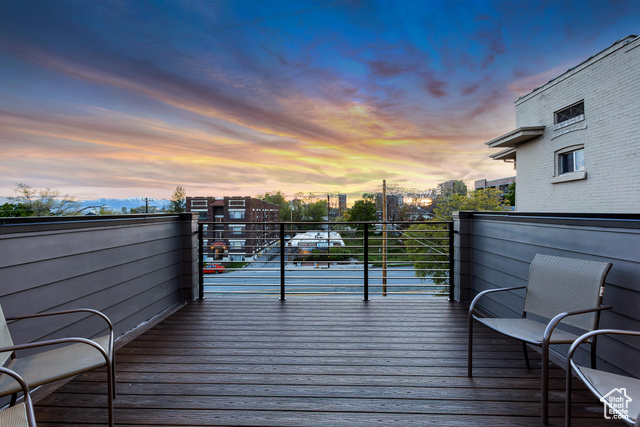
(1, 184, 187, 217)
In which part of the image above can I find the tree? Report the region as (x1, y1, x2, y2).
(98, 206, 119, 215)
(0, 202, 34, 217)
(505, 183, 516, 207)
(374, 184, 436, 222)
(433, 187, 506, 221)
(9, 183, 80, 216)
(306, 200, 327, 222)
(168, 186, 186, 213)
(256, 190, 291, 222)
(403, 222, 450, 288)
(405, 188, 508, 288)
(346, 195, 377, 229)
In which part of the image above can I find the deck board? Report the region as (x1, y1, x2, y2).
(34, 297, 620, 426)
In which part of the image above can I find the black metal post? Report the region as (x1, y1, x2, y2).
(198, 223, 204, 300)
(280, 222, 286, 300)
(448, 221, 455, 302)
(363, 223, 369, 301)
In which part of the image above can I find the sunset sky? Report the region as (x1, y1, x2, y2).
(1, 0, 639, 201)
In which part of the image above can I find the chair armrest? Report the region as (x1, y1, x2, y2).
(469, 286, 526, 318)
(567, 328, 640, 361)
(543, 306, 613, 343)
(0, 336, 110, 361)
(6, 308, 113, 334)
(0, 367, 36, 426)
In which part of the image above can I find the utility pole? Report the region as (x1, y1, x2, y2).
(144, 198, 153, 213)
(327, 194, 331, 269)
(382, 180, 387, 296)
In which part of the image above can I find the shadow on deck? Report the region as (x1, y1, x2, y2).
(34, 297, 618, 426)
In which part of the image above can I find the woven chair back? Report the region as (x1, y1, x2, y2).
(0, 305, 14, 367)
(523, 254, 612, 331)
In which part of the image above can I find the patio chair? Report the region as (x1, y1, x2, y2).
(566, 329, 640, 427)
(0, 367, 36, 427)
(467, 254, 612, 424)
(0, 305, 115, 427)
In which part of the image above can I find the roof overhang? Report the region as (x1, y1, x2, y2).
(485, 126, 545, 148)
(490, 147, 516, 161)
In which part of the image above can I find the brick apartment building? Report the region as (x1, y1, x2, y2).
(186, 196, 280, 262)
(485, 35, 640, 212)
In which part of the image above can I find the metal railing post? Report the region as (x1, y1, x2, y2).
(280, 222, 286, 300)
(198, 223, 204, 300)
(448, 221, 455, 302)
(363, 223, 369, 301)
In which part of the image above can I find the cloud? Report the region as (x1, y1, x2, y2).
(0, 0, 561, 199)
(508, 64, 571, 97)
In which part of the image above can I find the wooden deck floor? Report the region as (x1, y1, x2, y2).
(34, 297, 617, 426)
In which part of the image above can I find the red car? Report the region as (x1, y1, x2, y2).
(203, 263, 225, 274)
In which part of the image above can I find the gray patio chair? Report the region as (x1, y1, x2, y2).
(0, 305, 115, 426)
(566, 329, 640, 427)
(467, 254, 612, 425)
(0, 367, 36, 427)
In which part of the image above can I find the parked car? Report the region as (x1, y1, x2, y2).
(203, 263, 225, 274)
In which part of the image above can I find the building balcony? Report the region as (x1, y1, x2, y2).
(1, 212, 638, 425)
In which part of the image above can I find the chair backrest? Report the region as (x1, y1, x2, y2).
(523, 254, 612, 331)
(0, 305, 15, 367)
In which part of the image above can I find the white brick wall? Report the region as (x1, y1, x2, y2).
(513, 36, 640, 212)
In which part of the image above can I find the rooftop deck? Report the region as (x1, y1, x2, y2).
(34, 297, 615, 426)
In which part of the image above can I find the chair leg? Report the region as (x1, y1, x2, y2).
(10, 392, 17, 406)
(522, 342, 531, 369)
(107, 366, 114, 427)
(467, 312, 474, 377)
(590, 336, 598, 369)
(565, 362, 573, 427)
(111, 355, 117, 399)
(541, 340, 550, 425)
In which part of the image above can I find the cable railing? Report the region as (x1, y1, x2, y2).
(198, 220, 454, 300)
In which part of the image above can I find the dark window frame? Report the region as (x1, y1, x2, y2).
(555, 101, 584, 124)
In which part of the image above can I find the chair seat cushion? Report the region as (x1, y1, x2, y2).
(476, 317, 580, 344)
(577, 365, 640, 424)
(0, 335, 110, 396)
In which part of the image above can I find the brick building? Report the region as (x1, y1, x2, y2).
(186, 196, 280, 262)
(485, 35, 640, 212)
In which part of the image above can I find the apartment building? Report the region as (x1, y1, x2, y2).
(186, 196, 280, 262)
(486, 35, 640, 212)
(474, 177, 515, 193)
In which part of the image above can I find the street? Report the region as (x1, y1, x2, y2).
(204, 256, 444, 295)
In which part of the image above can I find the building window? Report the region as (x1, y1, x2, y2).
(555, 101, 584, 125)
(229, 240, 245, 250)
(197, 211, 208, 220)
(230, 225, 244, 235)
(229, 210, 245, 219)
(560, 149, 585, 174)
(191, 199, 208, 208)
(551, 146, 587, 184)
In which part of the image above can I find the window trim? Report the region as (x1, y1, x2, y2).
(551, 145, 587, 184)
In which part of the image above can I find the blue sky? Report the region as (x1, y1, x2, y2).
(1, 0, 639, 200)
